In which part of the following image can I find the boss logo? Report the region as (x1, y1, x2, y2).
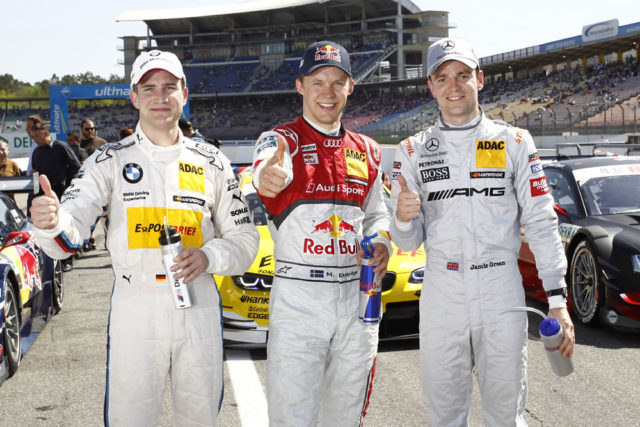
(421, 166, 450, 183)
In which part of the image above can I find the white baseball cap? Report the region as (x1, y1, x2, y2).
(427, 38, 479, 77)
(130, 50, 186, 89)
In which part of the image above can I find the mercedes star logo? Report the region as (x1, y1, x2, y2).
(426, 138, 440, 151)
(442, 40, 455, 50)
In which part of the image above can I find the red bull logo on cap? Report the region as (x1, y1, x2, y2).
(311, 215, 356, 237)
(315, 44, 342, 63)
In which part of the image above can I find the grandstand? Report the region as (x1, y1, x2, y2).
(2, 2, 639, 143)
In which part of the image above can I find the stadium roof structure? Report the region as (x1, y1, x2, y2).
(116, 0, 424, 36)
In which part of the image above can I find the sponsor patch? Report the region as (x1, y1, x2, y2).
(403, 139, 415, 156)
(123, 163, 143, 184)
(301, 143, 316, 152)
(345, 176, 368, 187)
(173, 195, 205, 206)
(514, 130, 524, 144)
(344, 148, 368, 180)
(303, 152, 319, 165)
(178, 161, 205, 193)
(256, 135, 278, 154)
(128, 207, 203, 249)
(425, 138, 439, 152)
(421, 166, 450, 183)
(323, 139, 342, 148)
(530, 163, 543, 174)
(470, 171, 505, 179)
(528, 152, 540, 162)
(475, 140, 506, 169)
(529, 177, 549, 197)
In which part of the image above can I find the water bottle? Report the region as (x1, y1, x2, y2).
(359, 233, 382, 324)
(539, 317, 574, 377)
(159, 224, 192, 309)
(499, 306, 574, 377)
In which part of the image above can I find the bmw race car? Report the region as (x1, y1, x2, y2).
(0, 178, 63, 383)
(215, 172, 425, 345)
(518, 154, 640, 329)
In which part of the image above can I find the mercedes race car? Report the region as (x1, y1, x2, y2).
(215, 171, 425, 345)
(518, 155, 640, 329)
(0, 181, 63, 383)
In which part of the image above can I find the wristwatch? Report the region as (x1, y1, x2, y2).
(546, 287, 568, 299)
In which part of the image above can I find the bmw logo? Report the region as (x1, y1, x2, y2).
(123, 163, 143, 183)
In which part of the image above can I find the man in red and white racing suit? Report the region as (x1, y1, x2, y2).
(252, 41, 391, 427)
(31, 50, 259, 426)
(391, 38, 575, 425)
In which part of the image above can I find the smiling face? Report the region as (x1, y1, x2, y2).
(427, 60, 484, 126)
(130, 69, 188, 134)
(296, 66, 354, 130)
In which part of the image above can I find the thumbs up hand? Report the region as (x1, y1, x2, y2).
(30, 175, 60, 230)
(395, 175, 420, 223)
(258, 135, 289, 198)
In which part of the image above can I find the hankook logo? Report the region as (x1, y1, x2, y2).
(426, 138, 440, 151)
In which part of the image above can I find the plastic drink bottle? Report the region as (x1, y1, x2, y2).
(539, 317, 574, 377)
(159, 224, 192, 309)
(359, 233, 382, 324)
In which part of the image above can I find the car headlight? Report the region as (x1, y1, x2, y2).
(409, 268, 424, 284)
(632, 255, 640, 274)
(233, 273, 272, 291)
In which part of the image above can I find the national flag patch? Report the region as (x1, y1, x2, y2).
(447, 262, 459, 271)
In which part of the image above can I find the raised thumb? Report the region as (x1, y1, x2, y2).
(268, 135, 286, 167)
(39, 174, 57, 199)
(397, 174, 410, 193)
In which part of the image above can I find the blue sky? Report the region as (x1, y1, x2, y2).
(1, 0, 638, 84)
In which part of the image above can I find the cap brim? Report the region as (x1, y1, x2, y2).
(428, 57, 478, 77)
(131, 67, 184, 88)
(302, 63, 351, 77)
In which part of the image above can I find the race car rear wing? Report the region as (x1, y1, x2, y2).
(553, 143, 640, 159)
(0, 175, 37, 194)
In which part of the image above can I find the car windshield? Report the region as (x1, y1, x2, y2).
(579, 173, 640, 215)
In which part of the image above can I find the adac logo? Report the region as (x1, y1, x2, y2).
(123, 163, 143, 183)
(315, 44, 342, 63)
(311, 215, 356, 237)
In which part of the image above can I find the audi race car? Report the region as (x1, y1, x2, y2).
(214, 171, 425, 345)
(0, 179, 63, 382)
(518, 154, 640, 329)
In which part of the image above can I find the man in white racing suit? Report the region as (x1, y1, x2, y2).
(252, 41, 391, 426)
(390, 38, 575, 425)
(30, 50, 259, 426)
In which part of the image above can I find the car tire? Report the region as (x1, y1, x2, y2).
(52, 260, 64, 314)
(569, 240, 602, 326)
(3, 280, 21, 375)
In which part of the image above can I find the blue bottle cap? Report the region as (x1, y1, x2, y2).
(539, 318, 561, 336)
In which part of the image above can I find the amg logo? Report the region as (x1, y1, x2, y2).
(427, 187, 506, 201)
(421, 166, 450, 183)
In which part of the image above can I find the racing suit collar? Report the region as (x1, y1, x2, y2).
(301, 115, 345, 137)
(438, 108, 484, 131)
(134, 122, 183, 161)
